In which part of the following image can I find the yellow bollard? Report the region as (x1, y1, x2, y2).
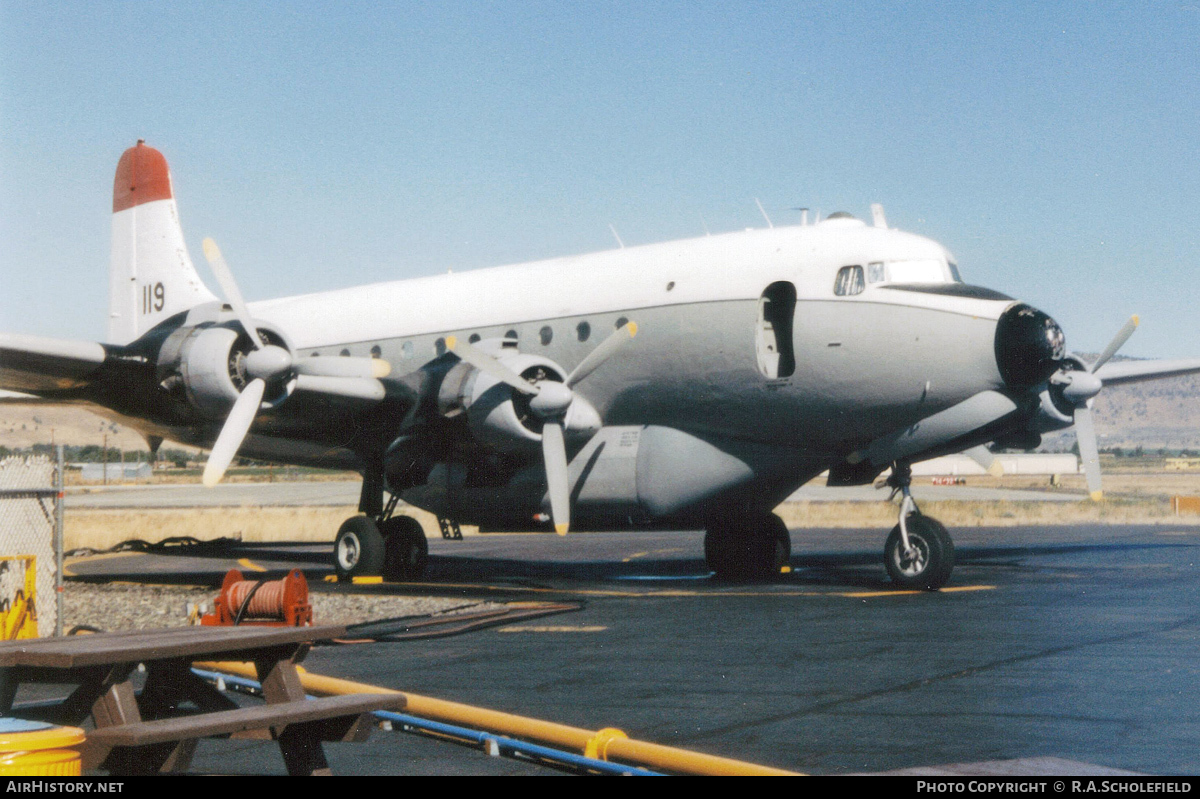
(0, 719, 86, 777)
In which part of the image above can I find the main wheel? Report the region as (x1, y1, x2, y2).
(334, 516, 385, 580)
(380, 516, 429, 581)
(705, 512, 791, 580)
(884, 515, 954, 591)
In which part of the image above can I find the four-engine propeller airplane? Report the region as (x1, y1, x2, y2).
(4, 141, 1200, 589)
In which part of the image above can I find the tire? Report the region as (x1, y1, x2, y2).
(705, 513, 791, 580)
(380, 516, 429, 581)
(884, 515, 954, 591)
(333, 516, 385, 580)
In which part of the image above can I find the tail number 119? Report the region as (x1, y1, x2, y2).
(142, 282, 165, 314)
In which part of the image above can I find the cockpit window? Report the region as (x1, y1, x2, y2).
(834, 265, 865, 296)
(948, 261, 963, 282)
(867, 262, 886, 283)
(887, 259, 947, 283)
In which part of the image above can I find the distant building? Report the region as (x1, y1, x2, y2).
(911, 453, 1080, 476)
(80, 463, 152, 482)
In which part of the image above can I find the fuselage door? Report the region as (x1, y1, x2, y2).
(756, 281, 796, 379)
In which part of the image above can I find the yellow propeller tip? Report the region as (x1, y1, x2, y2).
(371, 359, 392, 378)
(1131, 315, 1140, 326)
(445, 335, 457, 350)
(987, 462, 1005, 478)
(201, 238, 220, 260)
(1090, 491, 1104, 502)
(555, 524, 569, 535)
(626, 321, 638, 337)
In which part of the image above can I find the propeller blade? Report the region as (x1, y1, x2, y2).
(541, 421, 570, 535)
(202, 238, 262, 350)
(445, 336, 539, 395)
(294, 374, 386, 402)
(1090, 315, 1139, 373)
(566, 321, 637, 387)
(293, 355, 391, 379)
(964, 444, 1004, 477)
(202, 378, 266, 487)
(1073, 405, 1103, 501)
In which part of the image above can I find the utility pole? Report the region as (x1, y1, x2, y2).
(102, 431, 108, 486)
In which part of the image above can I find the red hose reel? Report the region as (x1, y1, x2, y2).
(200, 569, 313, 627)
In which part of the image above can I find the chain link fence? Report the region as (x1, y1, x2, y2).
(0, 450, 64, 637)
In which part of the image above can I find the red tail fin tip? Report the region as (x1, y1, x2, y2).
(112, 140, 172, 213)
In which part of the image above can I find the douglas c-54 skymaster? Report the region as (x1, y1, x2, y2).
(5, 141, 1199, 589)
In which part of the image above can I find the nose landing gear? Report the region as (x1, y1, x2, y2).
(881, 463, 954, 591)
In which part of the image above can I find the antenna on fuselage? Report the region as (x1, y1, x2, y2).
(609, 224, 625, 249)
(791, 207, 810, 226)
(754, 198, 774, 229)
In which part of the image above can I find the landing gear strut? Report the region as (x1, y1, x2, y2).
(332, 477, 429, 581)
(704, 511, 791, 580)
(881, 463, 954, 590)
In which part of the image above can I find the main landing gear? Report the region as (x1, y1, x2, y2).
(881, 463, 954, 591)
(333, 491, 429, 582)
(704, 511, 792, 580)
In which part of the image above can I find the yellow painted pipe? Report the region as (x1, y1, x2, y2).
(197, 660, 801, 776)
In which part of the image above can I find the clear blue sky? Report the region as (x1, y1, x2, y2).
(2, 2, 1198, 357)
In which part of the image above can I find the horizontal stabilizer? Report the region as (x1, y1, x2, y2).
(0, 334, 106, 393)
(1094, 358, 1200, 386)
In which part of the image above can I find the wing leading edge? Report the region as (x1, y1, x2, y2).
(0, 334, 107, 394)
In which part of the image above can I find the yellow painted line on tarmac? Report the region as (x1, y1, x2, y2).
(237, 558, 267, 573)
(621, 551, 650, 562)
(497, 625, 608, 633)
(62, 551, 142, 577)
(837, 585, 996, 598)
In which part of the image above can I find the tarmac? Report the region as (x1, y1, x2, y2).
(60, 519, 1200, 776)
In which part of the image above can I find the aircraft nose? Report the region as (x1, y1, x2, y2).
(994, 303, 1066, 389)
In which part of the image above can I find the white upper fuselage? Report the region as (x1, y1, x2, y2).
(249, 218, 976, 352)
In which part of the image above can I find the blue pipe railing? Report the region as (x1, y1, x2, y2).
(190, 667, 662, 777)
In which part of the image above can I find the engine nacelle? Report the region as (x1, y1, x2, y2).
(160, 323, 293, 419)
(439, 350, 600, 454)
(1025, 355, 1090, 435)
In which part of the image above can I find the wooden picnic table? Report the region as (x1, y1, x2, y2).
(0, 625, 404, 775)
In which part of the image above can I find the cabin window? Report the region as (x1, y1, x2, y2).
(468, 333, 481, 343)
(402, 341, 414, 358)
(339, 348, 351, 356)
(615, 316, 629, 330)
(756, 281, 796, 379)
(577, 321, 591, 342)
(370, 345, 382, 358)
(435, 338, 446, 356)
(540, 326, 553, 346)
(833, 266, 864, 296)
(505, 329, 518, 340)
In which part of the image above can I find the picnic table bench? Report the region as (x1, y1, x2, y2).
(0, 625, 404, 775)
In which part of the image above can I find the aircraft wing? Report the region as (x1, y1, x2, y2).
(1094, 358, 1200, 386)
(0, 334, 107, 394)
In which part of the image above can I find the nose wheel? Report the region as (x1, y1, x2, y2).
(881, 463, 954, 590)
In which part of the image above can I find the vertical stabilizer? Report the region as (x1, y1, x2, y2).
(108, 141, 217, 344)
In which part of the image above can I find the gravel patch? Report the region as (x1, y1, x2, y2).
(62, 581, 504, 632)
